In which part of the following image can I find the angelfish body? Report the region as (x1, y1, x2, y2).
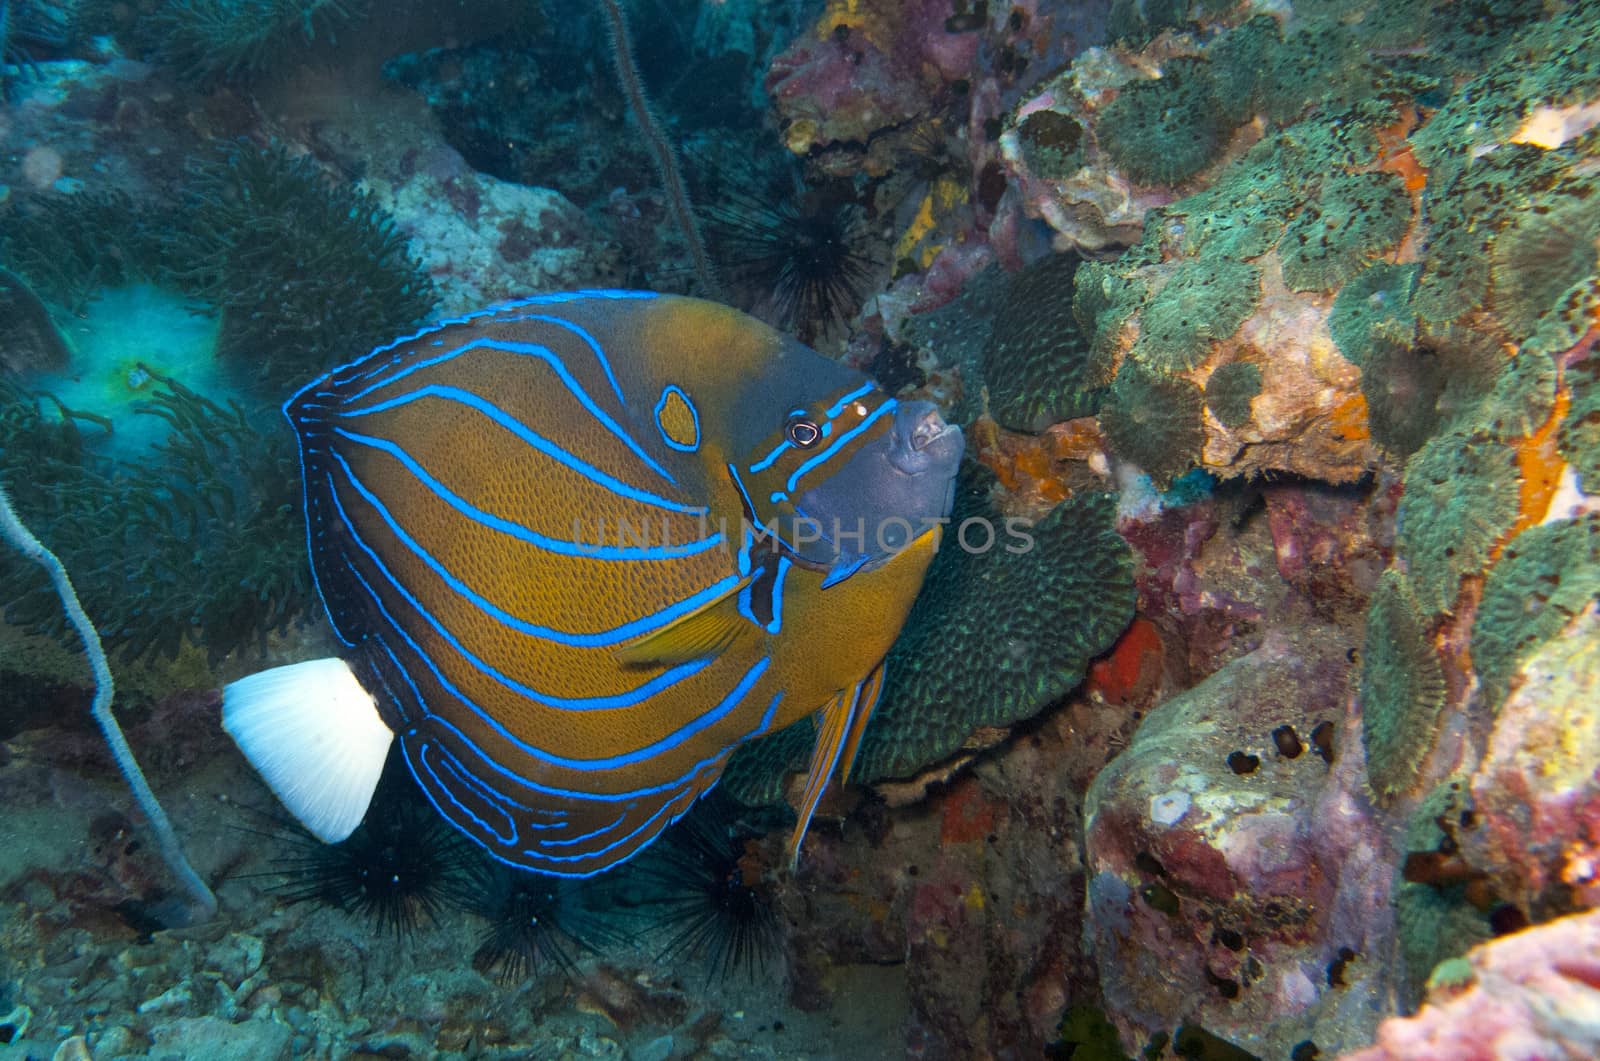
(222, 290, 962, 877)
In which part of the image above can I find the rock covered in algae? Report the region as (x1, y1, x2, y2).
(994, 0, 1600, 483)
(1342, 907, 1600, 1061)
(1083, 630, 1390, 1058)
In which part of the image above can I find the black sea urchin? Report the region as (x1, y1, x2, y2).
(265, 769, 473, 938)
(705, 180, 877, 345)
(465, 859, 623, 982)
(627, 794, 783, 982)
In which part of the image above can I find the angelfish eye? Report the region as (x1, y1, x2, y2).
(786, 417, 823, 448)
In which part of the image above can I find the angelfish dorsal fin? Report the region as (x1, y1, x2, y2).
(785, 662, 887, 869)
(221, 658, 394, 843)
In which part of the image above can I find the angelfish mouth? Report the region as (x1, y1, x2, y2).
(910, 407, 956, 451)
(889, 400, 963, 476)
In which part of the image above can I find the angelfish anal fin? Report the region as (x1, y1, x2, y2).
(785, 661, 887, 870)
(221, 657, 393, 843)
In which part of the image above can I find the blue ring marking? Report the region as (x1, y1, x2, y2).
(520, 775, 710, 870)
(337, 386, 701, 515)
(652, 384, 700, 453)
(786, 397, 898, 493)
(825, 381, 877, 419)
(541, 807, 634, 848)
(821, 420, 832, 438)
(327, 457, 729, 672)
(493, 312, 629, 410)
(419, 741, 519, 846)
(329, 473, 771, 768)
(769, 491, 785, 504)
(341, 336, 675, 486)
(332, 428, 721, 561)
(766, 557, 791, 635)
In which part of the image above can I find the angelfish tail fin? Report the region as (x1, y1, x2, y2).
(222, 657, 393, 843)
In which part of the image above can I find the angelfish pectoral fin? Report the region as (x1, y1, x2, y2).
(785, 661, 887, 870)
(221, 657, 393, 844)
(613, 575, 760, 666)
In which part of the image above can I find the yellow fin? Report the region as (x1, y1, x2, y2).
(612, 577, 758, 666)
(785, 663, 886, 870)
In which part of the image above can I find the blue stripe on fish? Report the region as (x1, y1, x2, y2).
(375, 633, 763, 807)
(498, 312, 629, 410)
(337, 386, 700, 514)
(768, 557, 791, 634)
(325, 462, 725, 695)
(343, 337, 676, 485)
(420, 741, 519, 845)
(331, 428, 722, 561)
(826, 381, 876, 418)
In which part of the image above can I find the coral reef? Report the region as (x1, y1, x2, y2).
(4, 1, 1600, 1058)
(1099, 364, 1204, 488)
(980, 253, 1101, 431)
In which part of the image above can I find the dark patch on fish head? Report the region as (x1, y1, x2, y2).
(729, 338, 962, 573)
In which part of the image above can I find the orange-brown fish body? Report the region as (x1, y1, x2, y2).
(245, 291, 960, 876)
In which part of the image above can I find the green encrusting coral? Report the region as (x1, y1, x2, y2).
(1481, 353, 1557, 442)
(1490, 191, 1600, 345)
(1015, 110, 1085, 181)
(1096, 58, 1229, 187)
(982, 254, 1103, 431)
(1472, 514, 1600, 713)
(1279, 171, 1411, 292)
(1100, 363, 1205, 488)
(1362, 338, 1443, 458)
(721, 468, 1135, 801)
(1330, 263, 1420, 369)
(1204, 362, 1260, 429)
(1394, 429, 1519, 616)
(1130, 258, 1259, 374)
(1360, 571, 1446, 803)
